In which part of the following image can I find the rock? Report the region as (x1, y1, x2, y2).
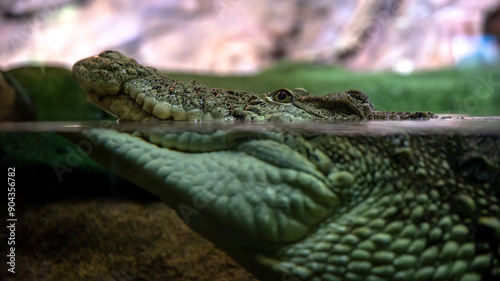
(0, 0, 499, 74)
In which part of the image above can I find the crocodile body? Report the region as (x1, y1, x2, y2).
(70, 51, 500, 281)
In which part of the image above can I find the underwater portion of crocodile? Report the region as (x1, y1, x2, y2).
(72, 51, 435, 122)
(75, 126, 500, 281)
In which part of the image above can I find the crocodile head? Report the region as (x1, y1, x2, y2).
(72, 51, 434, 122)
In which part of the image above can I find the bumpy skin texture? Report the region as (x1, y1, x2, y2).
(72, 51, 435, 122)
(71, 51, 500, 280)
(77, 127, 500, 281)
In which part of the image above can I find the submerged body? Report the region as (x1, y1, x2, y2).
(70, 51, 499, 281)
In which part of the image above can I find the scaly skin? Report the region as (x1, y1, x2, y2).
(70, 51, 500, 280)
(72, 51, 435, 122)
(73, 126, 500, 281)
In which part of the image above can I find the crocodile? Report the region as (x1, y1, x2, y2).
(70, 51, 500, 281)
(72, 50, 435, 122)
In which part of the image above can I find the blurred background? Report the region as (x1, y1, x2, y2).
(2, 0, 500, 73)
(1, 0, 500, 120)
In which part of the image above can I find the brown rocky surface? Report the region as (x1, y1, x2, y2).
(1, 0, 498, 74)
(4, 199, 257, 281)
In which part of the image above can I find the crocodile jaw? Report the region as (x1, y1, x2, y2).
(74, 127, 341, 277)
(72, 51, 320, 122)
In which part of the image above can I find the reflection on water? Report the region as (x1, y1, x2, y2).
(1, 117, 500, 134)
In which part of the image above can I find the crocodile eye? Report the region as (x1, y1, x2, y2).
(271, 88, 293, 103)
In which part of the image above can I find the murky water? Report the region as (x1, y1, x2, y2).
(2, 118, 500, 281)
